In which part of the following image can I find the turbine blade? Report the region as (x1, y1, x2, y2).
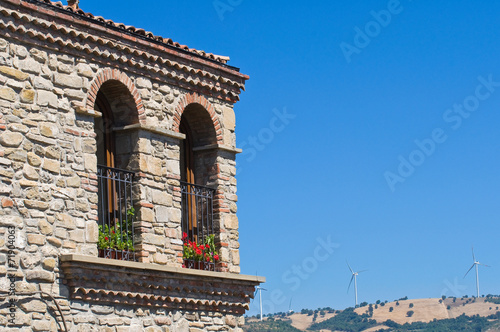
(479, 263, 491, 267)
(464, 264, 475, 278)
(347, 275, 354, 293)
(261, 288, 268, 291)
(358, 270, 368, 274)
(472, 247, 475, 262)
(346, 260, 354, 274)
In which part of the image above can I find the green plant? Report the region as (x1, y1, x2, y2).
(98, 206, 135, 251)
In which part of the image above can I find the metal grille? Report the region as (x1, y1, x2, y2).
(181, 181, 215, 271)
(97, 165, 136, 261)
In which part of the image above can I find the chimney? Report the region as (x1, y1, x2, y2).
(67, 0, 79, 10)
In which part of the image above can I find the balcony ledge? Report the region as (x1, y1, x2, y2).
(60, 254, 264, 314)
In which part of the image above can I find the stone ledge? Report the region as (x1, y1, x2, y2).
(113, 124, 186, 140)
(60, 254, 264, 283)
(74, 105, 102, 118)
(193, 144, 242, 154)
(60, 254, 264, 314)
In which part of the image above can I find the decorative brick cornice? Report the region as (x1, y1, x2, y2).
(86, 68, 146, 123)
(60, 255, 264, 314)
(0, 2, 246, 102)
(173, 93, 223, 144)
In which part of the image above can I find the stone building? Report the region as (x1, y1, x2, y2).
(0, 0, 264, 330)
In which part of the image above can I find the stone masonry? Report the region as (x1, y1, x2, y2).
(0, 0, 264, 331)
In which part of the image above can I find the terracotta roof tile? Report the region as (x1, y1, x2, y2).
(33, 0, 231, 64)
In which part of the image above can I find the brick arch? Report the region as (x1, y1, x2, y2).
(173, 92, 223, 144)
(86, 68, 146, 124)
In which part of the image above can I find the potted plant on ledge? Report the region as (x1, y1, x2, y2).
(98, 206, 135, 261)
(182, 233, 219, 271)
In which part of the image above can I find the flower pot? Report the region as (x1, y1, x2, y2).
(99, 248, 134, 261)
(183, 259, 215, 271)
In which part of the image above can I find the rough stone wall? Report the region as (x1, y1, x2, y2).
(0, 0, 249, 330)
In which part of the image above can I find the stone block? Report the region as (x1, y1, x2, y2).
(39, 219, 53, 235)
(39, 122, 59, 138)
(18, 58, 41, 74)
(0, 86, 16, 102)
(56, 213, 76, 229)
(136, 77, 152, 89)
(86, 220, 98, 242)
(27, 234, 45, 245)
(154, 316, 172, 325)
(42, 258, 56, 270)
(44, 146, 61, 159)
(0, 216, 23, 227)
(139, 207, 154, 222)
(26, 270, 54, 282)
(0, 131, 23, 147)
(67, 175, 81, 187)
(33, 76, 53, 90)
(42, 159, 60, 174)
(152, 189, 172, 206)
(47, 237, 62, 247)
(225, 315, 237, 328)
(24, 200, 49, 210)
(231, 249, 240, 265)
(7, 149, 27, 161)
(0, 65, 29, 80)
(37, 90, 57, 107)
(224, 214, 238, 230)
(8, 123, 29, 133)
(20, 299, 47, 313)
(223, 107, 236, 131)
(143, 233, 167, 247)
(153, 253, 169, 264)
(30, 48, 48, 63)
(20, 88, 35, 103)
(54, 73, 83, 89)
(23, 164, 39, 180)
(32, 320, 57, 331)
(76, 63, 93, 77)
(84, 153, 97, 172)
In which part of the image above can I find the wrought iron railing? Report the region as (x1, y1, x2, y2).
(181, 181, 216, 271)
(97, 165, 136, 261)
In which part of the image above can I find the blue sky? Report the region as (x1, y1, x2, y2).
(69, 0, 500, 315)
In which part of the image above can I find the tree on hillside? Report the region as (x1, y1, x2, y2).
(389, 307, 393, 312)
(407, 310, 414, 317)
(409, 303, 414, 308)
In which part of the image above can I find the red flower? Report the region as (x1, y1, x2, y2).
(105, 237, 109, 241)
(206, 256, 210, 262)
(182, 232, 188, 240)
(196, 248, 202, 255)
(214, 254, 219, 261)
(199, 245, 205, 250)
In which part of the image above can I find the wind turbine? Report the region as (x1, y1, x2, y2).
(255, 286, 267, 321)
(347, 261, 367, 307)
(464, 247, 490, 298)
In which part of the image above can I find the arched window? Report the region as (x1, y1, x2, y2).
(180, 104, 219, 271)
(94, 80, 138, 261)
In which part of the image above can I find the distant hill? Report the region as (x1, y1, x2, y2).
(243, 296, 500, 332)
